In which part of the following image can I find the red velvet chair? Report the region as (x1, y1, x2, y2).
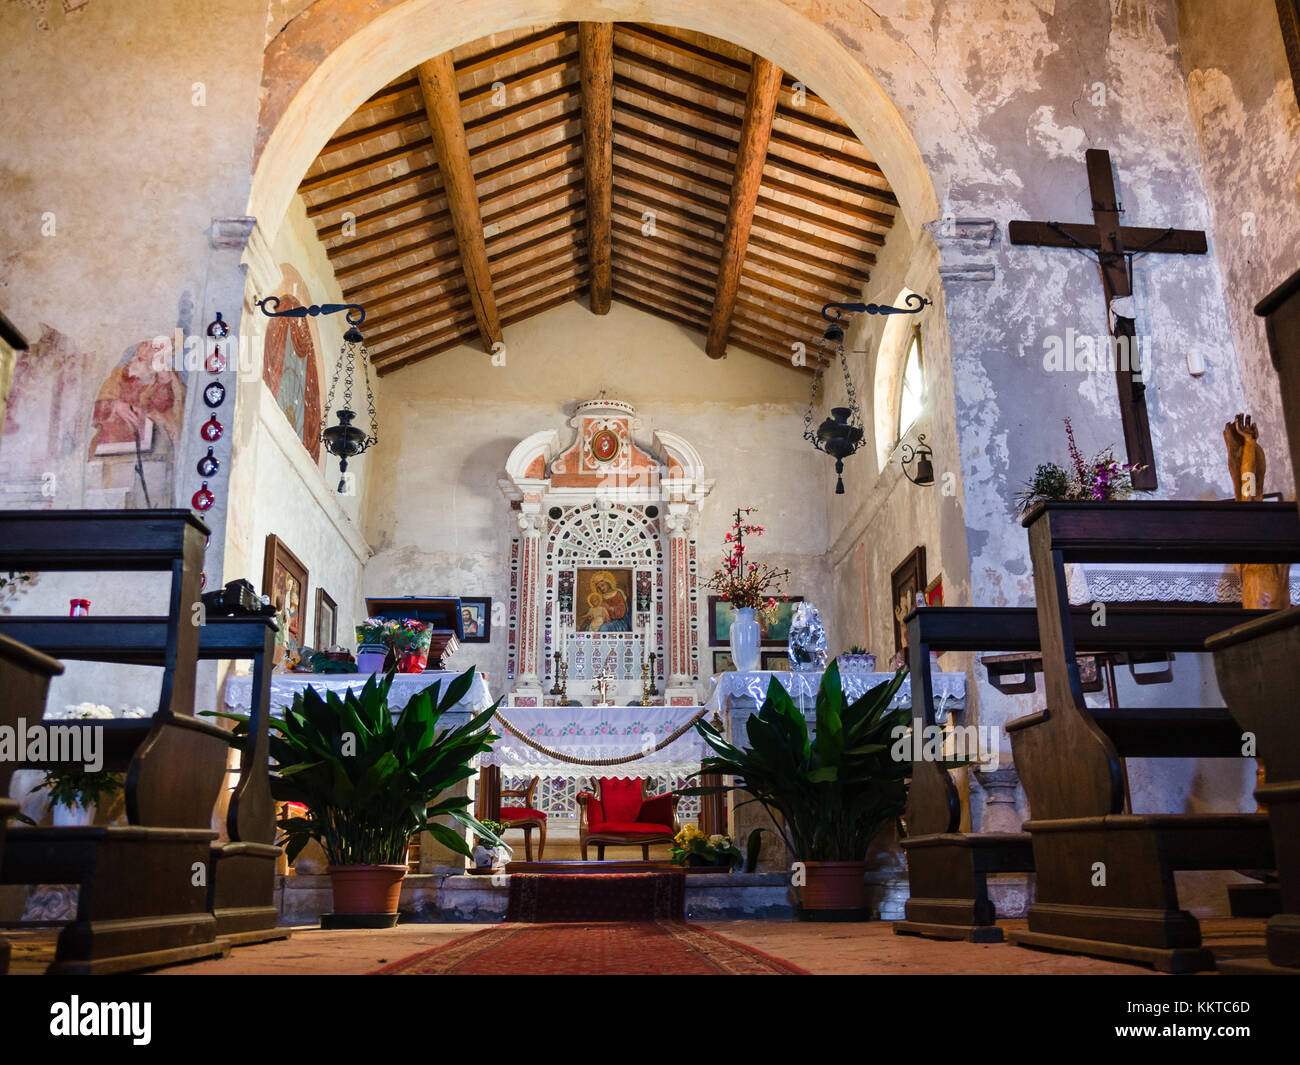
(577, 777, 679, 860)
(499, 776, 547, 862)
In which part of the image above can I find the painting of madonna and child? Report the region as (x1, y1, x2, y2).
(576, 568, 634, 632)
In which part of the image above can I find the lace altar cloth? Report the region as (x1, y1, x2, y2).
(480, 704, 714, 776)
(1065, 562, 1300, 605)
(704, 670, 967, 721)
(223, 670, 495, 717)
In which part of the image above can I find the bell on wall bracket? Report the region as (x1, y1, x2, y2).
(257, 298, 378, 493)
(803, 293, 931, 494)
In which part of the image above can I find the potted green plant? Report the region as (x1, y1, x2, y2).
(471, 819, 510, 869)
(682, 662, 910, 919)
(387, 618, 433, 673)
(354, 617, 390, 672)
(208, 666, 507, 927)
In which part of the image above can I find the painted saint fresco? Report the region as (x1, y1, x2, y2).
(261, 289, 322, 462)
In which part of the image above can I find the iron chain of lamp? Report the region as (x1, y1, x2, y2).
(803, 294, 931, 494)
(257, 296, 379, 492)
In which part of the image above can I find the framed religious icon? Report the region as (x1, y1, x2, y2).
(712, 649, 735, 674)
(709, 596, 805, 646)
(314, 588, 337, 650)
(263, 535, 309, 657)
(890, 546, 928, 654)
(761, 650, 792, 672)
(576, 568, 633, 632)
(459, 596, 491, 642)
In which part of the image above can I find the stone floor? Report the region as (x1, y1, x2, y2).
(1, 918, 1254, 975)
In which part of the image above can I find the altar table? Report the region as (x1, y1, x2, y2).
(483, 703, 714, 777)
(704, 669, 967, 725)
(222, 669, 495, 717)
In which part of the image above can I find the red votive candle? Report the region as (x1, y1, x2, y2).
(69, 599, 90, 617)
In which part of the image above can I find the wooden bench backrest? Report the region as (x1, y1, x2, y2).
(1015, 501, 1300, 820)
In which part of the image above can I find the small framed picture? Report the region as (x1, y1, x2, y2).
(925, 574, 944, 608)
(760, 650, 792, 672)
(459, 596, 491, 643)
(314, 588, 337, 649)
(712, 649, 735, 674)
(890, 546, 927, 655)
(263, 534, 309, 656)
(708, 595, 805, 646)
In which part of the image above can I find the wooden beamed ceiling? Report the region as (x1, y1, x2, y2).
(295, 22, 899, 377)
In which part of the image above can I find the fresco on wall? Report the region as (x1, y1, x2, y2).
(85, 338, 186, 508)
(261, 285, 322, 463)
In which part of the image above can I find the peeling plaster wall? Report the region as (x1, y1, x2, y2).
(225, 195, 371, 653)
(1175, 0, 1300, 494)
(364, 300, 832, 693)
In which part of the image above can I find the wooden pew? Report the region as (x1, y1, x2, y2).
(1205, 266, 1300, 973)
(0, 634, 63, 974)
(897, 604, 1263, 943)
(0, 614, 286, 947)
(0, 509, 234, 973)
(1006, 500, 1300, 971)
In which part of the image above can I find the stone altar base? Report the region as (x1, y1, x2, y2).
(276, 872, 796, 924)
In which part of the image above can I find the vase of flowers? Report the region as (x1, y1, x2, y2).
(670, 823, 742, 870)
(1016, 418, 1146, 515)
(36, 703, 134, 826)
(388, 618, 433, 673)
(705, 507, 790, 673)
(354, 617, 390, 672)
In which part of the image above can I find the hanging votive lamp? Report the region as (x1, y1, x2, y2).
(257, 297, 379, 493)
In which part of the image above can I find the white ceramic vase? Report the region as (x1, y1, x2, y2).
(729, 607, 761, 672)
(51, 801, 95, 827)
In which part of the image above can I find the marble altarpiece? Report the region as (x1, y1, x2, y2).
(499, 400, 714, 710)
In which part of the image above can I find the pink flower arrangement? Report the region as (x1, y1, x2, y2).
(704, 507, 790, 619)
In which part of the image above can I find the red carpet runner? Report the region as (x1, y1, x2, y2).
(506, 873, 684, 921)
(374, 921, 808, 975)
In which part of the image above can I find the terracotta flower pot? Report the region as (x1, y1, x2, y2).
(327, 864, 407, 916)
(799, 860, 870, 920)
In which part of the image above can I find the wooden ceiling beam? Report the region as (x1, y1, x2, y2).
(482, 177, 583, 229)
(464, 81, 579, 141)
(365, 289, 474, 346)
(708, 54, 784, 360)
(370, 312, 479, 363)
(611, 243, 716, 289)
(488, 219, 585, 271)
(306, 161, 440, 219)
(329, 203, 451, 259)
(485, 202, 582, 252)
(612, 259, 713, 305)
(456, 25, 575, 78)
(417, 51, 503, 352)
(741, 247, 862, 299)
(299, 137, 433, 195)
(478, 156, 581, 212)
(333, 228, 458, 282)
(462, 52, 576, 109)
(475, 132, 583, 187)
(612, 119, 897, 210)
(350, 263, 466, 313)
(322, 106, 427, 156)
(319, 183, 447, 243)
(579, 21, 614, 315)
(373, 322, 482, 376)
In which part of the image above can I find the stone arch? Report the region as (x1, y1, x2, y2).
(247, 0, 956, 248)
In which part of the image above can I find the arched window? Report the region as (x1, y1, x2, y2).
(897, 325, 924, 438)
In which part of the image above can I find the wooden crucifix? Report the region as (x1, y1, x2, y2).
(1009, 148, 1208, 489)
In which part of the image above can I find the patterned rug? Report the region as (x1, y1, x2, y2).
(373, 921, 808, 975)
(506, 873, 684, 922)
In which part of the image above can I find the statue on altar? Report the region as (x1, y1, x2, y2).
(1224, 413, 1291, 609)
(578, 568, 632, 632)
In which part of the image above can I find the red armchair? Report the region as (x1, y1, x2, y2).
(498, 776, 547, 862)
(577, 777, 680, 860)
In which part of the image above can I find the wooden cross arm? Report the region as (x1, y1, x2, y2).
(1008, 219, 1207, 255)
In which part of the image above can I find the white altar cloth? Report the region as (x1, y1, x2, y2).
(704, 669, 967, 722)
(482, 704, 714, 776)
(222, 670, 495, 717)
